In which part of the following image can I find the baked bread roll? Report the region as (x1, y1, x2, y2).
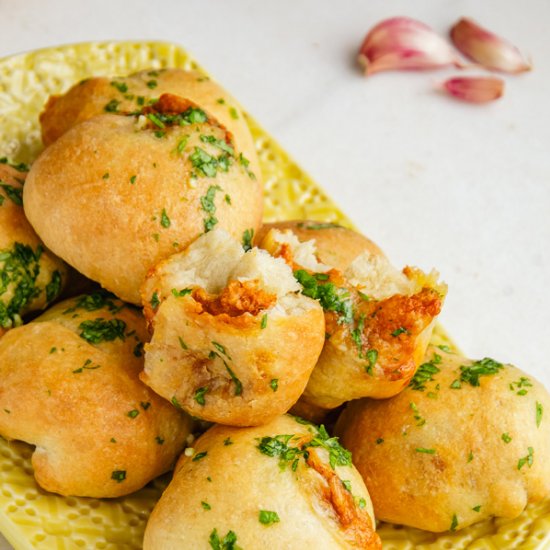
(260, 226, 446, 411)
(143, 415, 381, 549)
(24, 93, 263, 304)
(0, 291, 192, 498)
(335, 346, 550, 532)
(140, 229, 325, 426)
(39, 67, 261, 182)
(0, 160, 67, 333)
(256, 220, 383, 272)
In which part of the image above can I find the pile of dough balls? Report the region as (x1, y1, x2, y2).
(0, 67, 547, 549)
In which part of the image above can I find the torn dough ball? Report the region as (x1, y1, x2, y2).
(0, 291, 192, 498)
(25, 94, 262, 304)
(335, 347, 550, 532)
(141, 229, 325, 426)
(260, 225, 446, 412)
(144, 415, 381, 549)
(0, 161, 67, 333)
(39, 67, 261, 183)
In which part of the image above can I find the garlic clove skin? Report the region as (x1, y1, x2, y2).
(443, 76, 505, 103)
(358, 16, 462, 76)
(450, 17, 531, 74)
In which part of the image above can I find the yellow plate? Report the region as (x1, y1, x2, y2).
(0, 41, 548, 550)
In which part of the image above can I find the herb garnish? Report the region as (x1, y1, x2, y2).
(294, 270, 353, 324)
(415, 448, 436, 454)
(242, 228, 254, 252)
(111, 470, 126, 483)
(78, 318, 127, 344)
(261, 314, 268, 329)
(104, 99, 120, 113)
(501, 433, 512, 444)
(259, 510, 280, 525)
(409, 359, 441, 391)
(72, 358, 101, 374)
(209, 529, 238, 550)
(194, 387, 209, 405)
(270, 379, 278, 392)
(0, 182, 23, 205)
(192, 451, 208, 462)
(536, 402, 543, 428)
(200, 185, 223, 232)
(518, 447, 534, 470)
(450, 514, 458, 532)
(453, 357, 504, 388)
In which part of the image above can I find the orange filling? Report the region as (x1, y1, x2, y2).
(193, 280, 276, 317)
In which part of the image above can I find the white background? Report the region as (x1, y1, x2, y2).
(0, 0, 549, 547)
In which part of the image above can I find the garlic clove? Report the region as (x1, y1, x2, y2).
(450, 17, 531, 73)
(443, 76, 505, 103)
(358, 16, 462, 76)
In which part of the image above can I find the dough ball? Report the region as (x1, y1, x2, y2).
(0, 291, 193, 497)
(335, 346, 550, 532)
(24, 94, 263, 303)
(144, 415, 380, 549)
(260, 226, 446, 411)
(0, 161, 67, 332)
(140, 229, 325, 426)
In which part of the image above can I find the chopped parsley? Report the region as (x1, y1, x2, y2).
(0, 243, 44, 329)
(224, 364, 243, 396)
(450, 514, 458, 532)
(259, 510, 280, 525)
(457, 357, 504, 387)
(178, 336, 188, 350)
(365, 349, 378, 374)
(191, 147, 231, 178)
(127, 409, 139, 419)
(201, 501, 211, 510)
(192, 451, 207, 462)
(171, 396, 182, 409)
(270, 379, 278, 392)
(242, 229, 254, 252)
(133, 342, 144, 357)
(294, 269, 353, 324)
(472, 505, 482, 512)
(150, 292, 160, 309)
(72, 358, 101, 374)
(140, 401, 151, 410)
(518, 447, 534, 470)
(261, 314, 268, 329)
(410, 402, 425, 427)
(104, 99, 120, 113)
(78, 318, 127, 344)
(536, 402, 543, 428)
(160, 208, 171, 228)
(194, 386, 209, 405)
(229, 107, 239, 119)
(467, 451, 474, 463)
(155, 436, 165, 445)
(415, 448, 436, 454)
(223, 437, 233, 446)
(501, 433, 512, 444)
(509, 377, 532, 396)
(0, 157, 28, 172)
(409, 360, 441, 391)
(146, 79, 158, 89)
(200, 134, 234, 155)
(45, 270, 62, 303)
(376, 438, 384, 444)
(111, 470, 126, 483)
(257, 424, 351, 471)
(110, 81, 128, 93)
(200, 185, 223, 232)
(209, 529, 238, 550)
(172, 288, 193, 298)
(0, 182, 23, 205)
(391, 326, 409, 337)
(64, 290, 122, 314)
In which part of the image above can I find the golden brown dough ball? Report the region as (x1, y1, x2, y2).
(0, 291, 193, 498)
(259, 226, 446, 412)
(143, 415, 381, 549)
(0, 160, 67, 332)
(256, 220, 383, 272)
(24, 94, 263, 304)
(39, 68, 261, 182)
(335, 346, 550, 532)
(140, 229, 325, 426)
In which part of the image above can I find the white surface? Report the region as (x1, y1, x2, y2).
(0, 0, 549, 547)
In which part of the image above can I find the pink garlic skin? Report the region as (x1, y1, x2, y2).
(443, 77, 505, 103)
(450, 17, 531, 73)
(358, 16, 462, 76)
